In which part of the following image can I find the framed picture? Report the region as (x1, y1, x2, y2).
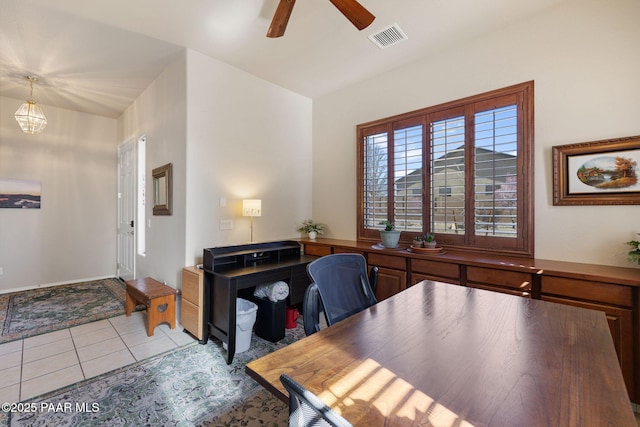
(553, 135, 640, 205)
(0, 178, 41, 209)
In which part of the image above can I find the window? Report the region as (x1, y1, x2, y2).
(137, 135, 146, 256)
(438, 187, 452, 197)
(357, 82, 533, 256)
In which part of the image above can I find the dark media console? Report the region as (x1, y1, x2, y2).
(202, 240, 316, 364)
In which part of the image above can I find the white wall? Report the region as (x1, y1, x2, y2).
(184, 50, 313, 266)
(312, 0, 640, 267)
(118, 52, 188, 288)
(117, 49, 313, 288)
(0, 97, 117, 291)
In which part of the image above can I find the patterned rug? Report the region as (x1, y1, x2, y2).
(2, 324, 306, 426)
(0, 278, 128, 344)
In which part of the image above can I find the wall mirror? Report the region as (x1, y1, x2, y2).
(152, 163, 172, 215)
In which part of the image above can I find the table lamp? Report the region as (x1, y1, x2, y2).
(243, 199, 262, 243)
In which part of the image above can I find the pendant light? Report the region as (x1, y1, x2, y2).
(14, 76, 47, 134)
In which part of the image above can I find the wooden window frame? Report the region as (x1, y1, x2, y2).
(357, 81, 534, 257)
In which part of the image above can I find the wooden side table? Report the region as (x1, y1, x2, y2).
(125, 277, 177, 336)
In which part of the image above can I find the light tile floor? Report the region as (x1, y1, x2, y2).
(0, 311, 195, 403)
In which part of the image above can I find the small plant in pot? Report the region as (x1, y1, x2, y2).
(379, 220, 401, 248)
(297, 219, 324, 240)
(424, 233, 437, 248)
(627, 240, 640, 265)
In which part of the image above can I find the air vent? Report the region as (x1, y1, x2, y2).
(368, 23, 408, 49)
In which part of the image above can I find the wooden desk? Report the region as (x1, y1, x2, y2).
(246, 280, 635, 426)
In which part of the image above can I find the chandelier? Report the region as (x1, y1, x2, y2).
(14, 76, 47, 134)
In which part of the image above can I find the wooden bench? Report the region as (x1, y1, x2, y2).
(125, 277, 177, 337)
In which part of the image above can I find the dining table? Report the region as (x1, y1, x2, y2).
(246, 280, 636, 426)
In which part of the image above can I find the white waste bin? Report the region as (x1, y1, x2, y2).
(233, 298, 258, 353)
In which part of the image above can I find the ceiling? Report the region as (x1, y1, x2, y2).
(0, 0, 568, 118)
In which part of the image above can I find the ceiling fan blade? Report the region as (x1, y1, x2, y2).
(328, 0, 375, 30)
(267, 0, 296, 38)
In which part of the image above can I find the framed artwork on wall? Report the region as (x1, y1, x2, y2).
(0, 178, 41, 209)
(553, 135, 640, 205)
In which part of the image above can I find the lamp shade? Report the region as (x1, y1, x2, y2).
(242, 199, 262, 217)
(15, 100, 47, 134)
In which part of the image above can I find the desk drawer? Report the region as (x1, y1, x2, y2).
(411, 259, 460, 280)
(304, 244, 331, 256)
(540, 276, 632, 308)
(368, 253, 406, 270)
(181, 299, 202, 340)
(182, 268, 203, 306)
(333, 247, 365, 255)
(467, 266, 532, 291)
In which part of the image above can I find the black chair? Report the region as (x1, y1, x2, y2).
(303, 253, 378, 335)
(280, 373, 353, 427)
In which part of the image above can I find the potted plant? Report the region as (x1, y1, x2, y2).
(379, 220, 401, 248)
(412, 235, 424, 248)
(626, 240, 640, 265)
(424, 233, 437, 248)
(297, 219, 324, 240)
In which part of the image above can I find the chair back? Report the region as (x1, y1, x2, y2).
(306, 253, 377, 327)
(280, 374, 353, 427)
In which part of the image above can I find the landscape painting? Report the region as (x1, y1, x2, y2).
(569, 150, 640, 194)
(0, 178, 41, 209)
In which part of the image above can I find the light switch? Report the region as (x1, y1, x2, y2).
(220, 219, 233, 230)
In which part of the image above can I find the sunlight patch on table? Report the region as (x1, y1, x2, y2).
(319, 358, 475, 426)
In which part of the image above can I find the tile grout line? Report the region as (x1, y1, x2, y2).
(68, 326, 87, 381)
(108, 316, 142, 362)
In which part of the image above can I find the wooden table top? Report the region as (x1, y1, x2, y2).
(246, 280, 635, 426)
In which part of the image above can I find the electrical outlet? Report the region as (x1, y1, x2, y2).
(220, 219, 233, 230)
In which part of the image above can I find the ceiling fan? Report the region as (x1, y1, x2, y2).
(267, 0, 375, 38)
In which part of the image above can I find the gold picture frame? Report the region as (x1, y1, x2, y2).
(552, 135, 640, 205)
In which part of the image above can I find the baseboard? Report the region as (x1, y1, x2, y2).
(0, 275, 117, 295)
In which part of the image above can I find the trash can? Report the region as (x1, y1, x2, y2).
(252, 296, 286, 342)
(234, 298, 258, 353)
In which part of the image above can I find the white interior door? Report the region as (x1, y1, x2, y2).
(117, 139, 136, 280)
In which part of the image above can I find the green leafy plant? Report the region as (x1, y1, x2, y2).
(297, 219, 324, 234)
(379, 220, 395, 231)
(424, 233, 435, 242)
(627, 240, 640, 265)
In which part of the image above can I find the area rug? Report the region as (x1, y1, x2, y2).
(2, 324, 306, 426)
(0, 278, 128, 344)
